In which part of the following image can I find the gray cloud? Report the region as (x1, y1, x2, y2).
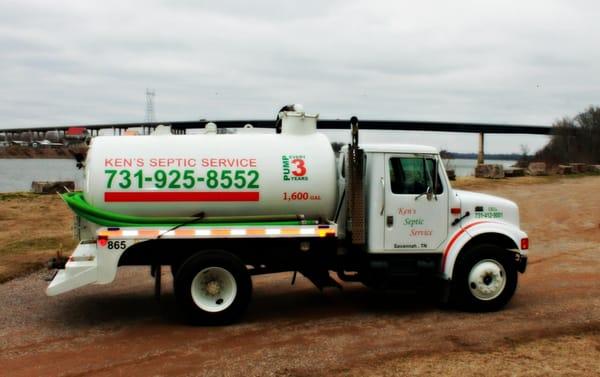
(0, 0, 598, 153)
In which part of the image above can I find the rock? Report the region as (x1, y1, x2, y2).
(569, 163, 587, 173)
(446, 169, 456, 181)
(504, 168, 525, 177)
(528, 162, 547, 176)
(31, 181, 75, 194)
(557, 165, 573, 175)
(475, 164, 505, 179)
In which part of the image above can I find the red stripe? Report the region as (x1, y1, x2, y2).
(104, 191, 260, 202)
(441, 221, 489, 271)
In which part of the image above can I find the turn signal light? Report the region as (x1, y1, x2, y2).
(521, 238, 529, 250)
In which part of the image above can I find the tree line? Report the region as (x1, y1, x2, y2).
(534, 106, 600, 164)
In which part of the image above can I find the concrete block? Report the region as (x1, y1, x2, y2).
(504, 168, 525, 177)
(475, 164, 505, 179)
(528, 162, 547, 176)
(588, 165, 600, 173)
(446, 169, 456, 181)
(31, 181, 75, 194)
(557, 165, 573, 175)
(569, 163, 588, 173)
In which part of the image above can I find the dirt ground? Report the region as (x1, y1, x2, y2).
(0, 176, 599, 376)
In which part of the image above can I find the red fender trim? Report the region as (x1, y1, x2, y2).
(441, 221, 490, 271)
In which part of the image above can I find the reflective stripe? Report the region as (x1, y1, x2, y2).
(174, 229, 196, 237)
(68, 255, 95, 262)
(211, 229, 230, 236)
(139, 229, 160, 237)
(96, 225, 337, 240)
(318, 229, 336, 237)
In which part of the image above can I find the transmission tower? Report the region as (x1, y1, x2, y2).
(145, 89, 156, 123)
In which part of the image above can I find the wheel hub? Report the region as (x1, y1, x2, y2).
(190, 267, 237, 312)
(205, 280, 221, 296)
(468, 259, 506, 301)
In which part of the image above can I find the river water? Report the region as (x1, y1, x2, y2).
(0, 158, 516, 193)
(0, 159, 83, 192)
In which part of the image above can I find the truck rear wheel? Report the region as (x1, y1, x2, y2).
(175, 251, 252, 325)
(451, 244, 517, 312)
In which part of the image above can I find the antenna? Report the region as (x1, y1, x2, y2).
(145, 89, 156, 123)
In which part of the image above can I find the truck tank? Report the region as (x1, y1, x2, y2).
(83, 111, 338, 220)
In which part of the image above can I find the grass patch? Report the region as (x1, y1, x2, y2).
(0, 236, 74, 256)
(0, 194, 75, 283)
(452, 174, 599, 190)
(0, 192, 39, 201)
(562, 171, 600, 178)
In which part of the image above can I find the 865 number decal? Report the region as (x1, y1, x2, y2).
(106, 240, 127, 250)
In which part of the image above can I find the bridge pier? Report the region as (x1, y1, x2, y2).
(477, 132, 485, 165)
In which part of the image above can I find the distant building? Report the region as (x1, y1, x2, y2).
(64, 127, 89, 145)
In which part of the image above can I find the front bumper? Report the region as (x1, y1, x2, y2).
(517, 254, 528, 273)
(46, 242, 99, 296)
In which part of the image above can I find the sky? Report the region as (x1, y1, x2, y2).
(1, 0, 599, 153)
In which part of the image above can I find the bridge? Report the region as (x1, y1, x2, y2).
(1, 119, 552, 164)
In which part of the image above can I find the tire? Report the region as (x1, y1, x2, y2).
(174, 250, 252, 325)
(171, 262, 181, 278)
(450, 243, 517, 312)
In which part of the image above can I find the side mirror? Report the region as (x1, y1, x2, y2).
(426, 186, 433, 201)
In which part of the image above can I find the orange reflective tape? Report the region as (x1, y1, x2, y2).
(318, 229, 336, 237)
(281, 228, 300, 235)
(211, 229, 231, 236)
(246, 229, 265, 236)
(139, 229, 160, 237)
(174, 229, 196, 237)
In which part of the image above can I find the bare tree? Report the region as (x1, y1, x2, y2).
(534, 107, 600, 165)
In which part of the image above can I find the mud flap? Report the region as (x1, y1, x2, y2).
(46, 243, 99, 296)
(439, 278, 452, 304)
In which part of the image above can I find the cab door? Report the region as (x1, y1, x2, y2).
(383, 154, 448, 252)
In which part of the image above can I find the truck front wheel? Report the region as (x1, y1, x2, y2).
(451, 244, 517, 312)
(175, 251, 252, 325)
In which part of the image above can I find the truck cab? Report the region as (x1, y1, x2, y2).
(337, 140, 528, 311)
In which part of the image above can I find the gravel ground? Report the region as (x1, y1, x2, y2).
(0, 176, 599, 376)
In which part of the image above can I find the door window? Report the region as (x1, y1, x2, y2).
(389, 157, 443, 195)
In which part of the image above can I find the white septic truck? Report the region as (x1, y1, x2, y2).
(47, 106, 529, 324)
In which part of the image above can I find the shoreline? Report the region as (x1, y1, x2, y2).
(0, 145, 87, 159)
(0, 155, 73, 159)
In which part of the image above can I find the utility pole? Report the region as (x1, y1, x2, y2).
(145, 89, 156, 124)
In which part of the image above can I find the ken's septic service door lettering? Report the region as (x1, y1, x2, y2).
(384, 154, 448, 252)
